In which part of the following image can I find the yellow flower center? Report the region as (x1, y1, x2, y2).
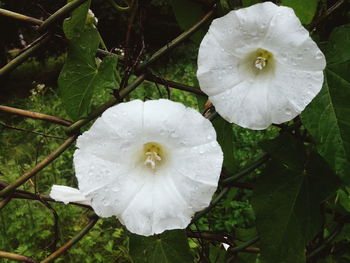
(254, 48, 273, 70)
(143, 142, 164, 169)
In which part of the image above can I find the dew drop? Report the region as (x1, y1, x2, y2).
(315, 51, 323, 60)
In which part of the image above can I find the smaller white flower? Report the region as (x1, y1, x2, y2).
(50, 99, 223, 236)
(87, 9, 98, 25)
(197, 2, 326, 130)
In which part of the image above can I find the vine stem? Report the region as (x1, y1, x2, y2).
(187, 230, 235, 247)
(192, 187, 230, 222)
(38, 0, 89, 32)
(221, 154, 269, 185)
(144, 73, 206, 97)
(40, 215, 98, 263)
(308, 0, 347, 30)
(0, 135, 78, 197)
(0, 122, 66, 140)
(0, 105, 72, 126)
(0, 251, 37, 263)
(66, 74, 146, 135)
(0, 34, 51, 77)
(0, 8, 43, 25)
(0, 181, 92, 209)
(136, 8, 215, 71)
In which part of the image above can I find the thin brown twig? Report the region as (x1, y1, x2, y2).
(0, 251, 37, 263)
(0, 135, 78, 197)
(308, 0, 347, 30)
(0, 181, 92, 209)
(38, 0, 89, 32)
(0, 105, 72, 126)
(0, 122, 66, 140)
(0, 34, 51, 77)
(0, 196, 12, 211)
(0, 8, 43, 25)
(144, 73, 206, 97)
(136, 7, 215, 71)
(40, 215, 98, 263)
(66, 74, 146, 135)
(187, 230, 235, 247)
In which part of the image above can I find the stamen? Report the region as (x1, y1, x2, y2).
(144, 151, 162, 169)
(254, 56, 267, 70)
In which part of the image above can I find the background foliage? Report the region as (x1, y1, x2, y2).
(1, 0, 350, 262)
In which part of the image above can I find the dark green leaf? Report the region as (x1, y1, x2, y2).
(281, 0, 319, 24)
(235, 254, 258, 263)
(58, 1, 118, 120)
(169, 0, 207, 44)
(212, 116, 237, 173)
(252, 134, 339, 263)
(129, 230, 193, 263)
(209, 245, 227, 263)
(302, 24, 350, 183)
(242, 0, 260, 7)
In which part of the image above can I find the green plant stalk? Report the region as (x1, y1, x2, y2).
(38, 0, 89, 32)
(0, 251, 37, 263)
(0, 135, 78, 197)
(66, 74, 146, 135)
(144, 73, 206, 97)
(192, 187, 229, 222)
(0, 105, 72, 126)
(40, 216, 98, 263)
(136, 8, 215, 71)
(0, 196, 11, 211)
(221, 154, 269, 185)
(0, 35, 50, 77)
(107, 0, 131, 12)
(230, 236, 260, 252)
(0, 181, 91, 209)
(0, 8, 43, 25)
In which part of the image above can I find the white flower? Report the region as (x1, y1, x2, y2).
(50, 99, 223, 236)
(87, 9, 98, 25)
(197, 2, 326, 130)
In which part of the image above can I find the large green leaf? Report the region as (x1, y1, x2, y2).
(128, 230, 193, 263)
(281, 0, 319, 24)
(252, 134, 339, 263)
(58, 1, 118, 120)
(169, 0, 207, 44)
(212, 116, 237, 173)
(301, 24, 350, 183)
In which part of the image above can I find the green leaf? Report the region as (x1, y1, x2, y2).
(301, 24, 350, 183)
(58, 1, 118, 120)
(128, 230, 193, 263)
(212, 116, 237, 173)
(169, 0, 207, 44)
(281, 0, 319, 24)
(236, 253, 258, 263)
(242, 0, 260, 7)
(252, 134, 339, 263)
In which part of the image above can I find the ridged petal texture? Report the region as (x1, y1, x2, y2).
(51, 99, 223, 236)
(197, 2, 326, 130)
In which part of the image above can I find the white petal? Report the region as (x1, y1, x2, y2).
(208, 2, 279, 56)
(73, 99, 223, 235)
(101, 99, 144, 140)
(262, 7, 326, 71)
(197, 3, 326, 129)
(267, 66, 324, 124)
(210, 80, 272, 130)
(49, 185, 91, 206)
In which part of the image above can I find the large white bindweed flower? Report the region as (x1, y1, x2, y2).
(197, 2, 326, 130)
(50, 99, 223, 236)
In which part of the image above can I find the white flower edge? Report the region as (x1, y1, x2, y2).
(50, 185, 91, 206)
(197, 2, 326, 130)
(71, 99, 223, 236)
